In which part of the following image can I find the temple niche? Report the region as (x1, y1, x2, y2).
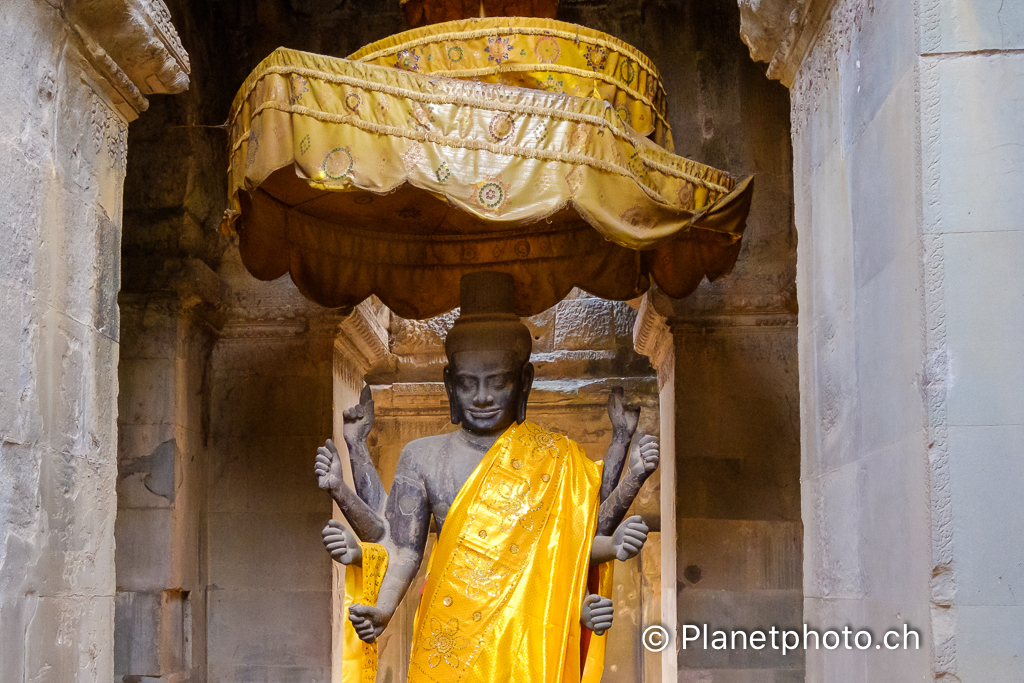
(5, 0, 1023, 681)
(110, 1, 798, 682)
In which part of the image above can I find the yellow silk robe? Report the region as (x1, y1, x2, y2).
(344, 421, 613, 683)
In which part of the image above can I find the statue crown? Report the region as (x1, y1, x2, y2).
(444, 271, 532, 367)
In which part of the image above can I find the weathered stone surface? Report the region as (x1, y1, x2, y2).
(206, 329, 335, 682)
(792, 0, 1024, 680)
(0, 0, 182, 678)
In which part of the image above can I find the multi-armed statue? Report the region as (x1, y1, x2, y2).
(314, 271, 660, 682)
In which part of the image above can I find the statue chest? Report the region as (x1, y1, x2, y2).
(423, 437, 490, 532)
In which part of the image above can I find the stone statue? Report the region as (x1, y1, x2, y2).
(314, 271, 660, 682)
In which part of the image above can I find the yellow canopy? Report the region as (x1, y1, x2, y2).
(226, 31, 753, 319)
(349, 17, 674, 149)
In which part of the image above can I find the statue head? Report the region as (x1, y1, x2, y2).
(443, 271, 534, 435)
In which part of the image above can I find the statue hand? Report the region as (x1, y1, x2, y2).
(611, 514, 649, 561)
(343, 385, 375, 447)
(349, 603, 390, 643)
(322, 520, 362, 566)
(581, 594, 613, 635)
(314, 439, 344, 491)
(627, 434, 660, 479)
(607, 387, 641, 437)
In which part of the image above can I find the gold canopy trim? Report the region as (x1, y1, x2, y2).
(348, 17, 673, 148)
(226, 40, 753, 319)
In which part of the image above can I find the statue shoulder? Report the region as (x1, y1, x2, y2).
(397, 433, 453, 467)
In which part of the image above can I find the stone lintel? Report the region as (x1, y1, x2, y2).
(60, 0, 190, 120)
(668, 310, 798, 331)
(737, 0, 838, 87)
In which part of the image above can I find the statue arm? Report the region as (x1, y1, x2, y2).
(596, 434, 659, 536)
(590, 515, 650, 566)
(343, 386, 387, 515)
(599, 388, 640, 502)
(315, 439, 386, 542)
(348, 452, 431, 643)
(374, 472, 431, 616)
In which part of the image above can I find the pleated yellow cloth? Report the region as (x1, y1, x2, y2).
(342, 543, 389, 683)
(341, 421, 612, 682)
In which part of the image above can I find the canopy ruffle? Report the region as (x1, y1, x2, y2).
(226, 45, 753, 319)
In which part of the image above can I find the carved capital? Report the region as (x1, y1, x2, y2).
(335, 300, 393, 377)
(62, 0, 190, 120)
(633, 290, 674, 377)
(737, 0, 837, 87)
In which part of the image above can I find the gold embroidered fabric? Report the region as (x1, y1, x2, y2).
(407, 421, 607, 682)
(226, 43, 753, 318)
(342, 542, 389, 683)
(348, 17, 673, 149)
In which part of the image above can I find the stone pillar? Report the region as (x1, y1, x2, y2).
(206, 314, 338, 682)
(634, 293, 678, 683)
(0, 1, 188, 681)
(636, 289, 803, 683)
(114, 265, 227, 682)
(331, 300, 391, 683)
(741, 0, 1024, 680)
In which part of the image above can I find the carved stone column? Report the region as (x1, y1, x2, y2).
(331, 300, 393, 683)
(633, 290, 677, 683)
(0, 2, 187, 681)
(115, 261, 228, 681)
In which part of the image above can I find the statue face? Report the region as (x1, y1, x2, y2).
(444, 349, 533, 435)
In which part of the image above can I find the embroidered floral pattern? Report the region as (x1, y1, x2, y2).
(395, 49, 420, 71)
(536, 74, 564, 93)
(424, 618, 469, 669)
(619, 206, 656, 230)
(322, 147, 354, 180)
(485, 36, 513, 64)
(289, 75, 309, 104)
(447, 45, 464, 62)
(435, 161, 451, 184)
(619, 60, 637, 84)
(585, 44, 608, 71)
(487, 112, 516, 142)
(491, 479, 543, 532)
(534, 37, 560, 63)
(344, 92, 361, 113)
(246, 132, 259, 168)
(477, 181, 507, 209)
(408, 104, 436, 131)
(452, 552, 506, 598)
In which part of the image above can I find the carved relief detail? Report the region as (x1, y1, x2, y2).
(144, 0, 191, 74)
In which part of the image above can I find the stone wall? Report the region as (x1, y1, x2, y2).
(116, 297, 219, 682)
(1, 0, 189, 681)
(777, 0, 1024, 680)
(205, 318, 337, 683)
